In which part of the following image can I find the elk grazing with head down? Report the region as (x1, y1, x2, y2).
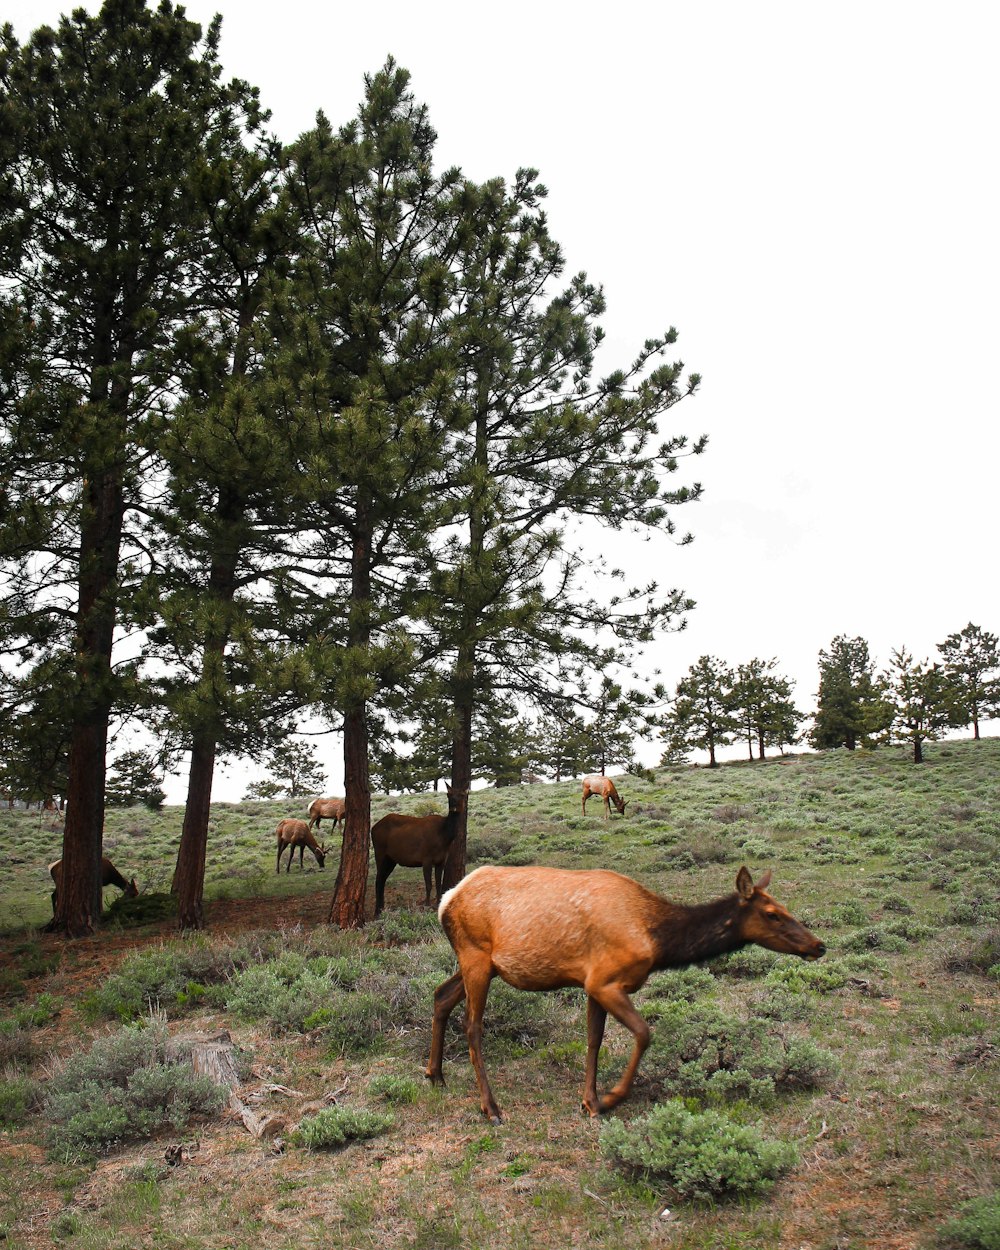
(307, 796, 346, 834)
(427, 865, 824, 1124)
(370, 785, 467, 918)
(49, 855, 138, 918)
(275, 818, 326, 873)
(581, 773, 627, 818)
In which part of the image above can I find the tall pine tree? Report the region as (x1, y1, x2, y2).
(278, 62, 467, 927)
(0, 1, 265, 934)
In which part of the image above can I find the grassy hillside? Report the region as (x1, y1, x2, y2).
(0, 740, 997, 1249)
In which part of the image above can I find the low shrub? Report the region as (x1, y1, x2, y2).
(0, 1075, 40, 1128)
(43, 1020, 226, 1161)
(840, 927, 907, 954)
(880, 892, 914, 914)
(763, 959, 848, 995)
(368, 1073, 421, 1104)
(943, 931, 1000, 978)
(829, 901, 870, 927)
(643, 967, 716, 1004)
(81, 940, 240, 1022)
(643, 1002, 838, 1106)
(600, 1099, 798, 1201)
(294, 1105, 393, 1151)
(937, 1191, 1000, 1250)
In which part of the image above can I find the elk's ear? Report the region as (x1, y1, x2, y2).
(756, 869, 772, 891)
(445, 783, 453, 796)
(736, 866, 754, 899)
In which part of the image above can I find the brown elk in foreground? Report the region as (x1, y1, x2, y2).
(48, 855, 138, 918)
(581, 773, 627, 818)
(307, 796, 346, 834)
(275, 818, 327, 873)
(427, 865, 824, 1124)
(370, 785, 467, 918)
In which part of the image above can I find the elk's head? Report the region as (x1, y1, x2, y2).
(735, 867, 825, 959)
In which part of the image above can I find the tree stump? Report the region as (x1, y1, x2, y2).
(167, 1031, 285, 1140)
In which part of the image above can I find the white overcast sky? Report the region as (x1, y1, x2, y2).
(10, 1, 1000, 796)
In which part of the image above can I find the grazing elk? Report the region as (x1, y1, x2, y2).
(307, 796, 346, 834)
(581, 773, 627, 818)
(275, 818, 326, 873)
(49, 855, 138, 918)
(370, 785, 467, 918)
(427, 865, 824, 1124)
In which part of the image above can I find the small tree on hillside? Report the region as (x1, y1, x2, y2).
(883, 647, 954, 763)
(810, 635, 890, 751)
(661, 656, 738, 768)
(532, 713, 592, 781)
(106, 750, 166, 810)
(255, 737, 327, 800)
(579, 679, 652, 776)
(732, 658, 802, 760)
(937, 622, 1000, 740)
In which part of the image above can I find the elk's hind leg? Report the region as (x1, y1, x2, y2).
(582, 995, 608, 1116)
(461, 955, 502, 1123)
(426, 970, 465, 1086)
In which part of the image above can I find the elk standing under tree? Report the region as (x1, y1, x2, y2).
(48, 855, 137, 924)
(427, 865, 824, 1123)
(371, 785, 467, 918)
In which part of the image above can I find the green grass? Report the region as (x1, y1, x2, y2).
(0, 739, 998, 1249)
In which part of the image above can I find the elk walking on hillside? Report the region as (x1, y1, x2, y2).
(307, 796, 346, 834)
(48, 855, 138, 919)
(427, 865, 824, 1123)
(275, 818, 326, 873)
(371, 785, 467, 918)
(581, 773, 627, 818)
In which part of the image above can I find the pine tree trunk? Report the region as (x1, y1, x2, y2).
(56, 468, 124, 937)
(172, 730, 216, 929)
(913, 736, 924, 763)
(330, 703, 371, 928)
(329, 505, 373, 929)
(443, 638, 475, 892)
(170, 515, 240, 930)
(58, 721, 107, 936)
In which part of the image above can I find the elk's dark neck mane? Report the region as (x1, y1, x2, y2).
(650, 892, 745, 968)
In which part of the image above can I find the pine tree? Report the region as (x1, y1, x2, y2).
(937, 622, 1000, 740)
(810, 636, 890, 751)
(0, 1, 265, 934)
(883, 647, 953, 763)
(146, 133, 313, 929)
(662, 656, 738, 768)
(279, 62, 467, 927)
(105, 750, 166, 809)
(258, 738, 327, 800)
(430, 169, 702, 887)
(732, 658, 802, 760)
